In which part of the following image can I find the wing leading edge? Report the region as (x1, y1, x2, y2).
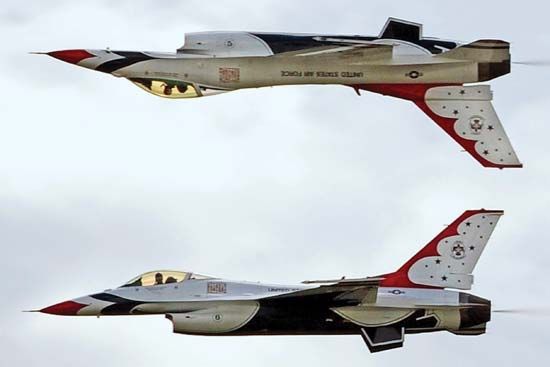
(265, 277, 381, 304)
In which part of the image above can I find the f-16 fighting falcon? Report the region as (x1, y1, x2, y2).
(40, 18, 521, 168)
(37, 209, 502, 353)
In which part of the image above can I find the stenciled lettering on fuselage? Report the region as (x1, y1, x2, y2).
(219, 67, 240, 83)
(267, 287, 302, 292)
(207, 282, 227, 294)
(145, 71, 180, 79)
(280, 70, 364, 78)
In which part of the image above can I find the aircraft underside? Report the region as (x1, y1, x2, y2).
(166, 290, 490, 352)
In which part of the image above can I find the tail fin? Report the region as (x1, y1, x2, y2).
(380, 209, 503, 290)
(357, 84, 522, 168)
(437, 40, 511, 81)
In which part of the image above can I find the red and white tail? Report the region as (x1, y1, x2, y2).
(380, 209, 503, 290)
(355, 84, 522, 169)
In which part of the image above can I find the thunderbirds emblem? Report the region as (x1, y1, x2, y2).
(451, 241, 466, 259)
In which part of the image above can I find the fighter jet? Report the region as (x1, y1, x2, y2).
(40, 18, 521, 169)
(37, 209, 501, 353)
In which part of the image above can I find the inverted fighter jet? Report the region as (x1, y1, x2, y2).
(40, 18, 521, 168)
(37, 209, 502, 353)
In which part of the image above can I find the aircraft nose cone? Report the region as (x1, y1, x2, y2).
(47, 49, 95, 64)
(40, 300, 87, 315)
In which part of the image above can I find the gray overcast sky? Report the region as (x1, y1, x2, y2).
(1, 0, 549, 365)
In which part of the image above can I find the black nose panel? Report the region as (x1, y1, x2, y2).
(90, 293, 144, 315)
(95, 51, 153, 74)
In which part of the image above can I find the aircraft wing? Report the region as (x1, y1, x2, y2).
(275, 43, 393, 61)
(264, 277, 381, 304)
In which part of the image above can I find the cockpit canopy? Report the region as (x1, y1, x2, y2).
(120, 270, 213, 288)
(129, 78, 228, 99)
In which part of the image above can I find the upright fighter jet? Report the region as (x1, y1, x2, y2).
(37, 209, 501, 353)
(41, 18, 521, 168)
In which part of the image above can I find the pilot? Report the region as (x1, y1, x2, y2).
(176, 84, 188, 94)
(165, 276, 177, 284)
(162, 84, 173, 96)
(154, 272, 164, 285)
